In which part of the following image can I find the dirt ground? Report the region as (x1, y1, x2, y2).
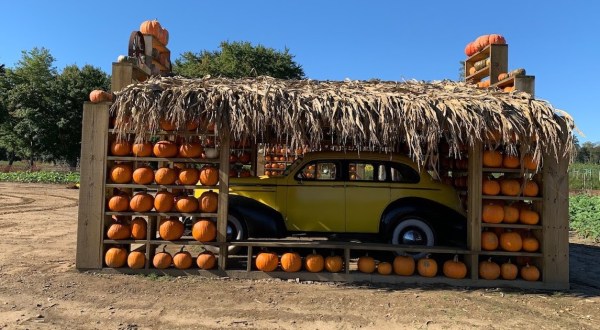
(0, 183, 599, 330)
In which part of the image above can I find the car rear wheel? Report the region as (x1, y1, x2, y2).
(203, 214, 246, 255)
(390, 217, 435, 258)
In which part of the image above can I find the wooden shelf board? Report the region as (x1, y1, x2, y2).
(481, 195, 543, 201)
(466, 44, 508, 63)
(478, 251, 542, 257)
(267, 168, 286, 171)
(148, 240, 223, 246)
(105, 183, 217, 190)
(482, 167, 537, 174)
(103, 240, 147, 244)
(492, 76, 515, 88)
(481, 223, 542, 229)
(105, 212, 217, 217)
(466, 66, 490, 82)
(108, 129, 216, 137)
(107, 156, 220, 163)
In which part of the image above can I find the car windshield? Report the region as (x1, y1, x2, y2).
(282, 157, 304, 176)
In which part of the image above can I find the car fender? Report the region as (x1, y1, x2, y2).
(229, 195, 287, 238)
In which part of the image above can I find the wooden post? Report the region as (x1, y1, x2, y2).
(514, 76, 535, 97)
(217, 123, 231, 270)
(76, 102, 110, 269)
(467, 141, 482, 280)
(542, 155, 569, 289)
(111, 62, 149, 93)
(489, 45, 508, 85)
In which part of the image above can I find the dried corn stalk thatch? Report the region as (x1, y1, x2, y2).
(110, 76, 575, 169)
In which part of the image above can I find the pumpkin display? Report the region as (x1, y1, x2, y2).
(377, 262, 393, 275)
(175, 195, 198, 213)
(196, 251, 217, 270)
(479, 258, 500, 280)
(154, 190, 175, 212)
(482, 178, 501, 196)
(238, 152, 251, 164)
(109, 163, 133, 184)
(198, 190, 218, 213)
(127, 251, 146, 269)
(304, 251, 324, 273)
(129, 192, 154, 212)
(280, 252, 302, 272)
(89, 90, 113, 103)
(130, 217, 147, 239)
(483, 150, 503, 168)
(522, 236, 540, 252)
(158, 217, 184, 241)
(502, 155, 520, 169)
(503, 86, 515, 92)
(500, 231, 523, 252)
(110, 140, 132, 156)
(498, 72, 509, 81)
(442, 255, 467, 279)
(132, 142, 153, 157)
(140, 19, 162, 38)
(108, 194, 129, 212)
(324, 254, 344, 273)
(178, 168, 199, 185)
(159, 118, 176, 131)
(503, 205, 520, 224)
(519, 209, 540, 225)
(154, 167, 177, 185)
(192, 219, 217, 242)
(500, 259, 518, 280)
(153, 140, 178, 158)
(105, 247, 128, 268)
(500, 179, 521, 196)
(523, 180, 539, 197)
(488, 34, 506, 45)
(464, 42, 477, 57)
(178, 142, 203, 158)
(524, 155, 538, 171)
(106, 218, 131, 240)
(153, 247, 172, 269)
(482, 203, 504, 223)
(393, 255, 415, 276)
(481, 230, 499, 251)
(199, 166, 219, 186)
(256, 251, 279, 272)
(521, 264, 540, 281)
(417, 255, 438, 277)
(357, 255, 376, 273)
(132, 166, 154, 185)
(173, 248, 193, 270)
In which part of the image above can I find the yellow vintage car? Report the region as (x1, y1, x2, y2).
(195, 151, 466, 250)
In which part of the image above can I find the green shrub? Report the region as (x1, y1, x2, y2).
(0, 171, 80, 184)
(570, 194, 600, 241)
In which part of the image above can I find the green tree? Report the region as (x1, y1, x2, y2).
(174, 41, 305, 79)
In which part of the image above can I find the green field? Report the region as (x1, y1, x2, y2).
(569, 163, 600, 190)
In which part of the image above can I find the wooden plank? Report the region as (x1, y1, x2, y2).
(217, 124, 231, 270)
(344, 248, 351, 275)
(105, 184, 216, 190)
(105, 211, 218, 217)
(542, 155, 569, 288)
(76, 102, 110, 269)
(246, 246, 253, 272)
(514, 76, 535, 97)
(481, 223, 542, 230)
(479, 251, 543, 257)
(107, 156, 220, 163)
(481, 195, 543, 201)
(489, 44, 508, 85)
(111, 63, 133, 93)
(467, 141, 483, 280)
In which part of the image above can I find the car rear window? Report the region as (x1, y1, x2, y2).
(389, 162, 420, 183)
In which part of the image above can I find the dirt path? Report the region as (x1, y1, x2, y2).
(0, 182, 599, 329)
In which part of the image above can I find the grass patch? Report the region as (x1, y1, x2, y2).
(0, 171, 80, 184)
(570, 194, 600, 241)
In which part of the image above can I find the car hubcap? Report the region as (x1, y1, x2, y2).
(401, 228, 426, 245)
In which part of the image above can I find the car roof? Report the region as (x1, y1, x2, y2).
(301, 151, 420, 170)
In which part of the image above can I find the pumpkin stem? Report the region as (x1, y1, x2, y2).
(179, 246, 185, 253)
(312, 249, 317, 255)
(453, 254, 459, 262)
(162, 245, 167, 253)
(487, 257, 493, 263)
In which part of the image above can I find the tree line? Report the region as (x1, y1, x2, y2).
(575, 139, 600, 164)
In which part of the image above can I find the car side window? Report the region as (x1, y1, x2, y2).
(349, 162, 375, 181)
(297, 162, 338, 181)
(389, 163, 420, 183)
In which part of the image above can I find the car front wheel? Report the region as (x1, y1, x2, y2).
(390, 217, 435, 257)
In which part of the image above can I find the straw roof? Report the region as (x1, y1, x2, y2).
(110, 76, 575, 168)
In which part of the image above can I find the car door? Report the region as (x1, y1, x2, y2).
(345, 161, 391, 233)
(284, 160, 345, 232)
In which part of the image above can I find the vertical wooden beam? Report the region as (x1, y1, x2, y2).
(217, 123, 231, 270)
(514, 76, 535, 97)
(467, 141, 482, 280)
(344, 248, 351, 274)
(76, 102, 110, 269)
(542, 155, 569, 289)
(246, 246, 253, 272)
(111, 63, 134, 93)
(489, 44, 508, 85)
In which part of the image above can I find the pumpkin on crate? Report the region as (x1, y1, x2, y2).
(325, 254, 344, 273)
(479, 258, 500, 280)
(198, 190, 218, 213)
(108, 193, 129, 212)
(127, 251, 146, 269)
(499, 230, 523, 252)
(197, 251, 217, 270)
(482, 178, 501, 196)
(178, 167, 199, 185)
(481, 230, 499, 251)
(89, 90, 113, 103)
(305, 250, 325, 273)
(503, 204, 520, 224)
(130, 217, 147, 239)
(519, 209, 540, 225)
(524, 155, 538, 171)
(132, 142, 153, 157)
(192, 219, 217, 242)
(173, 247, 193, 270)
(106, 216, 131, 240)
(154, 190, 175, 212)
(502, 154, 520, 169)
(523, 180, 539, 197)
(199, 166, 219, 186)
(155, 167, 177, 185)
(109, 163, 133, 184)
(159, 217, 184, 241)
(497, 72, 509, 81)
(178, 142, 203, 158)
(521, 264, 540, 281)
(357, 255, 376, 274)
(129, 192, 154, 212)
(256, 251, 279, 272)
(239, 151, 252, 164)
(377, 262, 393, 275)
(417, 255, 438, 277)
(280, 252, 302, 272)
(500, 259, 518, 280)
(110, 140, 132, 156)
(132, 166, 154, 185)
(482, 201, 504, 224)
(393, 255, 415, 276)
(185, 119, 199, 131)
(522, 235, 540, 252)
(175, 195, 199, 213)
(500, 179, 521, 196)
(483, 150, 503, 168)
(159, 118, 176, 131)
(153, 246, 172, 269)
(443, 255, 467, 279)
(140, 19, 162, 38)
(105, 247, 128, 268)
(153, 140, 178, 158)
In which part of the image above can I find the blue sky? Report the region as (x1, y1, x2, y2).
(2, 1, 598, 142)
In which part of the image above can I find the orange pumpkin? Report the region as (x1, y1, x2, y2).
(417, 255, 438, 277)
(357, 255, 376, 273)
(110, 140, 132, 156)
(194, 251, 215, 270)
(393, 255, 415, 276)
(173, 248, 193, 270)
(442, 255, 467, 279)
(498, 72, 509, 81)
(482, 178, 501, 196)
(127, 251, 146, 269)
(178, 142, 203, 158)
(304, 251, 324, 273)
(523, 180, 539, 197)
(132, 166, 154, 185)
(500, 259, 518, 280)
(483, 150, 503, 168)
(175, 195, 198, 213)
(519, 209, 540, 225)
(488, 34, 506, 45)
(503, 205, 520, 223)
(520, 264, 540, 281)
(199, 166, 219, 186)
(158, 218, 184, 240)
(110, 163, 133, 184)
(153, 247, 172, 269)
(155, 167, 177, 185)
(129, 192, 154, 212)
(281, 252, 302, 272)
(132, 142, 153, 157)
(256, 251, 279, 272)
(130, 217, 147, 239)
(198, 190, 218, 213)
(153, 140, 178, 158)
(192, 219, 217, 242)
(479, 258, 500, 280)
(89, 90, 113, 103)
(154, 190, 175, 212)
(159, 118, 176, 131)
(105, 247, 127, 268)
(325, 255, 344, 273)
(500, 179, 521, 196)
(481, 231, 499, 251)
(106, 218, 131, 240)
(482, 203, 504, 223)
(522, 236, 540, 252)
(178, 168, 199, 185)
(140, 19, 162, 38)
(185, 119, 199, 131)
(499, 231, 523, 252)
(524, 155, 538, 171)
(502, 155, 520, 169)
(377, 262, 393, 275)
(108, 194, 129, 212)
